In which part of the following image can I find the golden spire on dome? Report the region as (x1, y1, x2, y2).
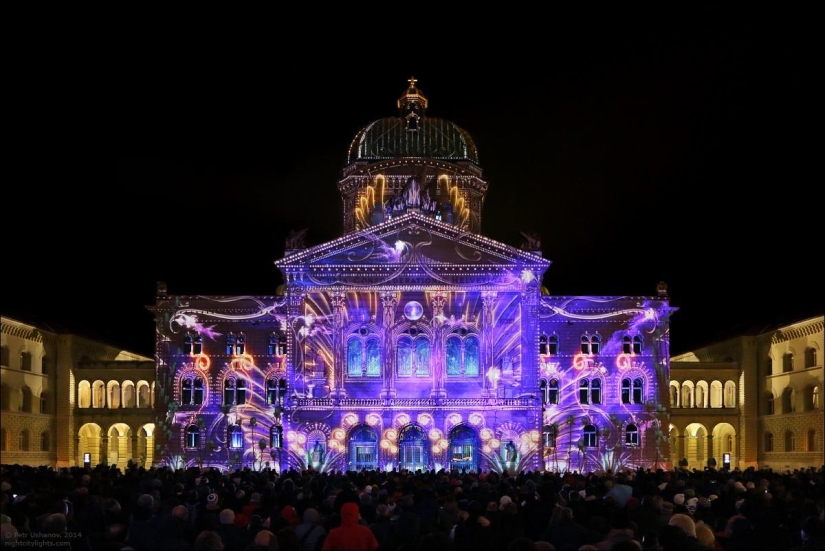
(398, 76, 428, 110)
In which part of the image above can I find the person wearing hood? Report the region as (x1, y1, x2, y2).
(322, 502, 379, 551)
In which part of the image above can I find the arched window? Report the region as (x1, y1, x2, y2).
(21, 352, 32, 371)
(0, 428, 5, 451)
(579, 379, 589, 404)
(625, 424, 639, 446)
(19, 387, 33, 413)
(224, 379, 236, 405)
(365, 337, 382, 377)
(464, 337, 479, 376)
(784, 430, 795, 451)
(548, 379, 559, 405)
(193, 378, 204, 405)
(229, 425, 243, 449)
(782, 388, 794, 414)
(813, 386, 821, 410)
(182, 379, 192, 404)
(181, 377, 205, 405)
(184, 333, 194, 355)
(578, 379, 601, 404)
(633, 336, 643, 355)
(782, 353, 794, 373)
(621, 379, 631, 404)
(632, 378, 644, 404)
(806, 429, 816, 452)
(41, 431, 50, 451)
(266, 378, 277, 405)
(539, 335, 548, 355)
(225, 333, 236, 355)
(236, 380, 246, 405)
(445, 335, 480, 377)
(20, 429, 30, 451)
(669, 383, 679, 408)
(193, 334, 203, 355)
(548, 335, 559, 355)
(583, 424, 598, 448)
(805, 347, 817, 368)
(591, 379, 601, 404)
(764, 432, 773, 452)
(347, 337, 363, 377)
(185, 425, 201, 448)
(0, 346, 8, 366)
(724, 381, 736, 408)
(235, 333, 246, 355)
(622, 336, 632, 355)
(581, 334, 600, 354)
(765, 393, 774, 415)
(39, 392, 48, 414)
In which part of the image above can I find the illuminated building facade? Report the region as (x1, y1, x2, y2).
(0, 316, 155, 469)
(148, 79, 675, 474)
(670, 315, 824, 471)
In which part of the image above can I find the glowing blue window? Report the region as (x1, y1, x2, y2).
(414, 337, 430, 376)
(365, 338, 381, 377)
(397, 337, 413, 377)
(464, 337, 479, 376)
(229, 425, 243, 449)
(347, 338, 362, 377)
(446, 337, 461, 376)
(185, 425, 200, 448)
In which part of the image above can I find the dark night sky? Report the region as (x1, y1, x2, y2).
(3, 12, 819, 358)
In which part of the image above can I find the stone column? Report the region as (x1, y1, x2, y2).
(481, 292, 498, 398)
(380, 292, 398, 401)
(329, 292, 347, 400)
(429, 292, 448, 402)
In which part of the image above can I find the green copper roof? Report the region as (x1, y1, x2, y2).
(346, 116, 480, 165)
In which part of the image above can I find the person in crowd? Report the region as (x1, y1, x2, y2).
(322, 501, 379, 551)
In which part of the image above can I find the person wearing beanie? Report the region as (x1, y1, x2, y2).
(322, 502, 379, 550)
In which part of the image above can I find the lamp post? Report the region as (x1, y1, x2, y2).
(235, 417, 243, 469)
(249, 417, 258, 470)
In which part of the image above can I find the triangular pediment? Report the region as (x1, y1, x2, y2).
(276, 212, 550, 289)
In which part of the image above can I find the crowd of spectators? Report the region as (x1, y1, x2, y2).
(1, 462, 823, 550)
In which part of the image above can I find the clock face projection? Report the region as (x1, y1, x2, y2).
(404, 301, 424, 321)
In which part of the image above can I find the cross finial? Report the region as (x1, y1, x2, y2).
(408, 76, 418, 88)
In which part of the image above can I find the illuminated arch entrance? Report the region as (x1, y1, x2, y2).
(448, 424, 478, 473)
(348, 425, 378, 471)
(398, 425, 428, 472)
(77, 423, 103, 466)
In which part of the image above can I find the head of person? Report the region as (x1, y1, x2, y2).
(669, 513, 697, 538)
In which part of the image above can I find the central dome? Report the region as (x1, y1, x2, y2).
(345, 77, 479, 166)
(338, 78, 488, 235)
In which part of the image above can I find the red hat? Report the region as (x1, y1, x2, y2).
(280, 505, 299, 527)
